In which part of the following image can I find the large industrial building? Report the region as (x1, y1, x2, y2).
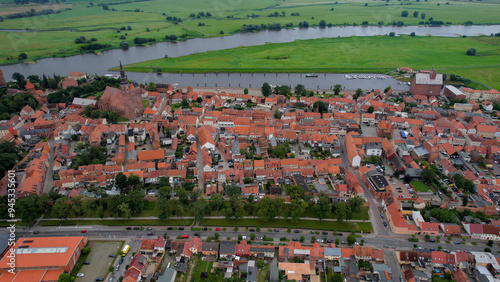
(0, 236, 87, 282)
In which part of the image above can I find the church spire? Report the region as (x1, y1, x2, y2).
(119, 60, 128, 85)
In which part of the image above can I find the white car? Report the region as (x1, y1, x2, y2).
(77, 273, 84, 277)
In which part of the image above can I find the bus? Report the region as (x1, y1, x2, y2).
(121, 245, 130, 257)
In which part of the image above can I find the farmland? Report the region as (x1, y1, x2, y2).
(123, 35, 500, 89)
(0, 0, 499, 65)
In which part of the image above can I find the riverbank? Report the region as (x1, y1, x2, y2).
(123, 35, 500, 90)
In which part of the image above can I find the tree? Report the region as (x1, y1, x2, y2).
(189, 189, 202, 202)
(192, 199, 207, 222)
(158, 186, 172, 200)
(410, 32, 416, 37)
(118, 202, 131, 218)
(128, 174, 141, 188)
(424, 234, 431, 241)
(12, 72, 26, 88)
(389, 32, 396, 36)
(466, 48, 476, 56)
(243, 88, 249, 94)
(334, 202, 349, 223)
(333, 84, 342, 95)
(181, 99, 190, 109)
(316, 196, 331, 220)
(70, 195, 84, 216)
(274, 109, 282, 119)
(120, 41, 129, 49)
(367, 106, 374, 113)
(347, 234, 356, 246)
(243, 177, 253, 184)
(290, 199, 308, 222)
(348, 195, 364, 213)
(177, 187, 189, 205)
(53, 198, 69, 219)
(401, 10, 409, 17)
(294, 84, 306, 96)
(224, 184, 241, 197)
(257, 197, 277, 221)
(354, 88, 363, 99)
(261, 82, 272, 97)
(115, 172, 128, 188)
(18, 53, 28, 60)
(286, 185, 305, 201)
(313, 101, 328, 114)
(413, 11, 419, 17)
(82, 247, 90, 255)
(210, 193, 224, 211)
(421, 168, 435, 184)
(332, 273, 344, 282)
(319, 20, 326, 27)
(58, 273, 74, 282)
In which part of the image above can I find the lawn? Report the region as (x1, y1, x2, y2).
(192, 260, 214, 282)
(142, 99, 150, 108)
(411, 180, 433, 193)
(199, 219, 373, 233)
(0, 0, 499, 65)
(39, 219, 193, 226)
(124, 35, 500, 90)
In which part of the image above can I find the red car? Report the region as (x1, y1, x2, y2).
(182, 234, 189, 239)
(214, 228, 221, 231)
(81, 230, 86, 233)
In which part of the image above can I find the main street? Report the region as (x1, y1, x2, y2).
(13, 226, 488, 255)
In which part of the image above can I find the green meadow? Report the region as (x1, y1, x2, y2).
(124, 35, 500, 89)
(0, 0, 499, 65)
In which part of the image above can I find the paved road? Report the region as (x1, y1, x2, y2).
(339, 138, 389, 238)
(43, 136, 55, 193)
(12, 227, 487, 254)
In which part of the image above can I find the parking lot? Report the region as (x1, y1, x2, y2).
(76, 241, 123, 282)
(387, 177, 413, 198)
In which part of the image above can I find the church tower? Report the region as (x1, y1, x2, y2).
(119, 60, 130, 96)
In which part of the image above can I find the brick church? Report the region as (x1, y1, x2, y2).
(97, 61, 144, 119)
(409, 69, 443, 96)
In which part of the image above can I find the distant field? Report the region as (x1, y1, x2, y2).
(124, 35, 500, 89)
(0, 0, 499, 65)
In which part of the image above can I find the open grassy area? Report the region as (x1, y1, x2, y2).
(142, 99, 150, 108)
(411, 180, 433, 193)
(0, 0, 499, 65)
(124, 35, 500, 89)
(39, 218, 193, 226)
(199, 218, 373, 233)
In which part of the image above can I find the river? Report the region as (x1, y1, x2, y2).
(0, 25, 498, 90)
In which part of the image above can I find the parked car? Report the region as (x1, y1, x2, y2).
(81, 230, 86, 233)
(202, 228, 208, 231)
(95, 278, 104, 282)
(383, 222, 388, 227)
(321, 232, 328, 235)
(273, 229, 279, 232)
(454, 241, 461, 244)
(194, 233, 201, 237)
(33, 231, 39, 234)
(146, 227, 152, 230)
(215, 228, 221, 231)
(249, 229, 255, 232)
(167, 227, 173, 230)
(294, 230, 300, 233)
(133, 227, 140, 230)
(182, 235, 189, 239)
(109, 254, 116, 258)
(429, 239, 436, 243)
(119, 258, 124, 264)
(178, 227, 184, 230)
(147, 232, 155, 236)
(337, 233, 343, 236)
(292, 238, 299, 241)
(83, 261, 90, 265)
(126, 227, 131, 230)
(77, 273, 85, 277)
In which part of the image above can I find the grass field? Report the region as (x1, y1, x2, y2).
(39, 218, 193, 226)
(0, 0, 499, 65)
(411, 180, 433, 192)
(124, 35, 500, 89)
(199, 218, 374, 233)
